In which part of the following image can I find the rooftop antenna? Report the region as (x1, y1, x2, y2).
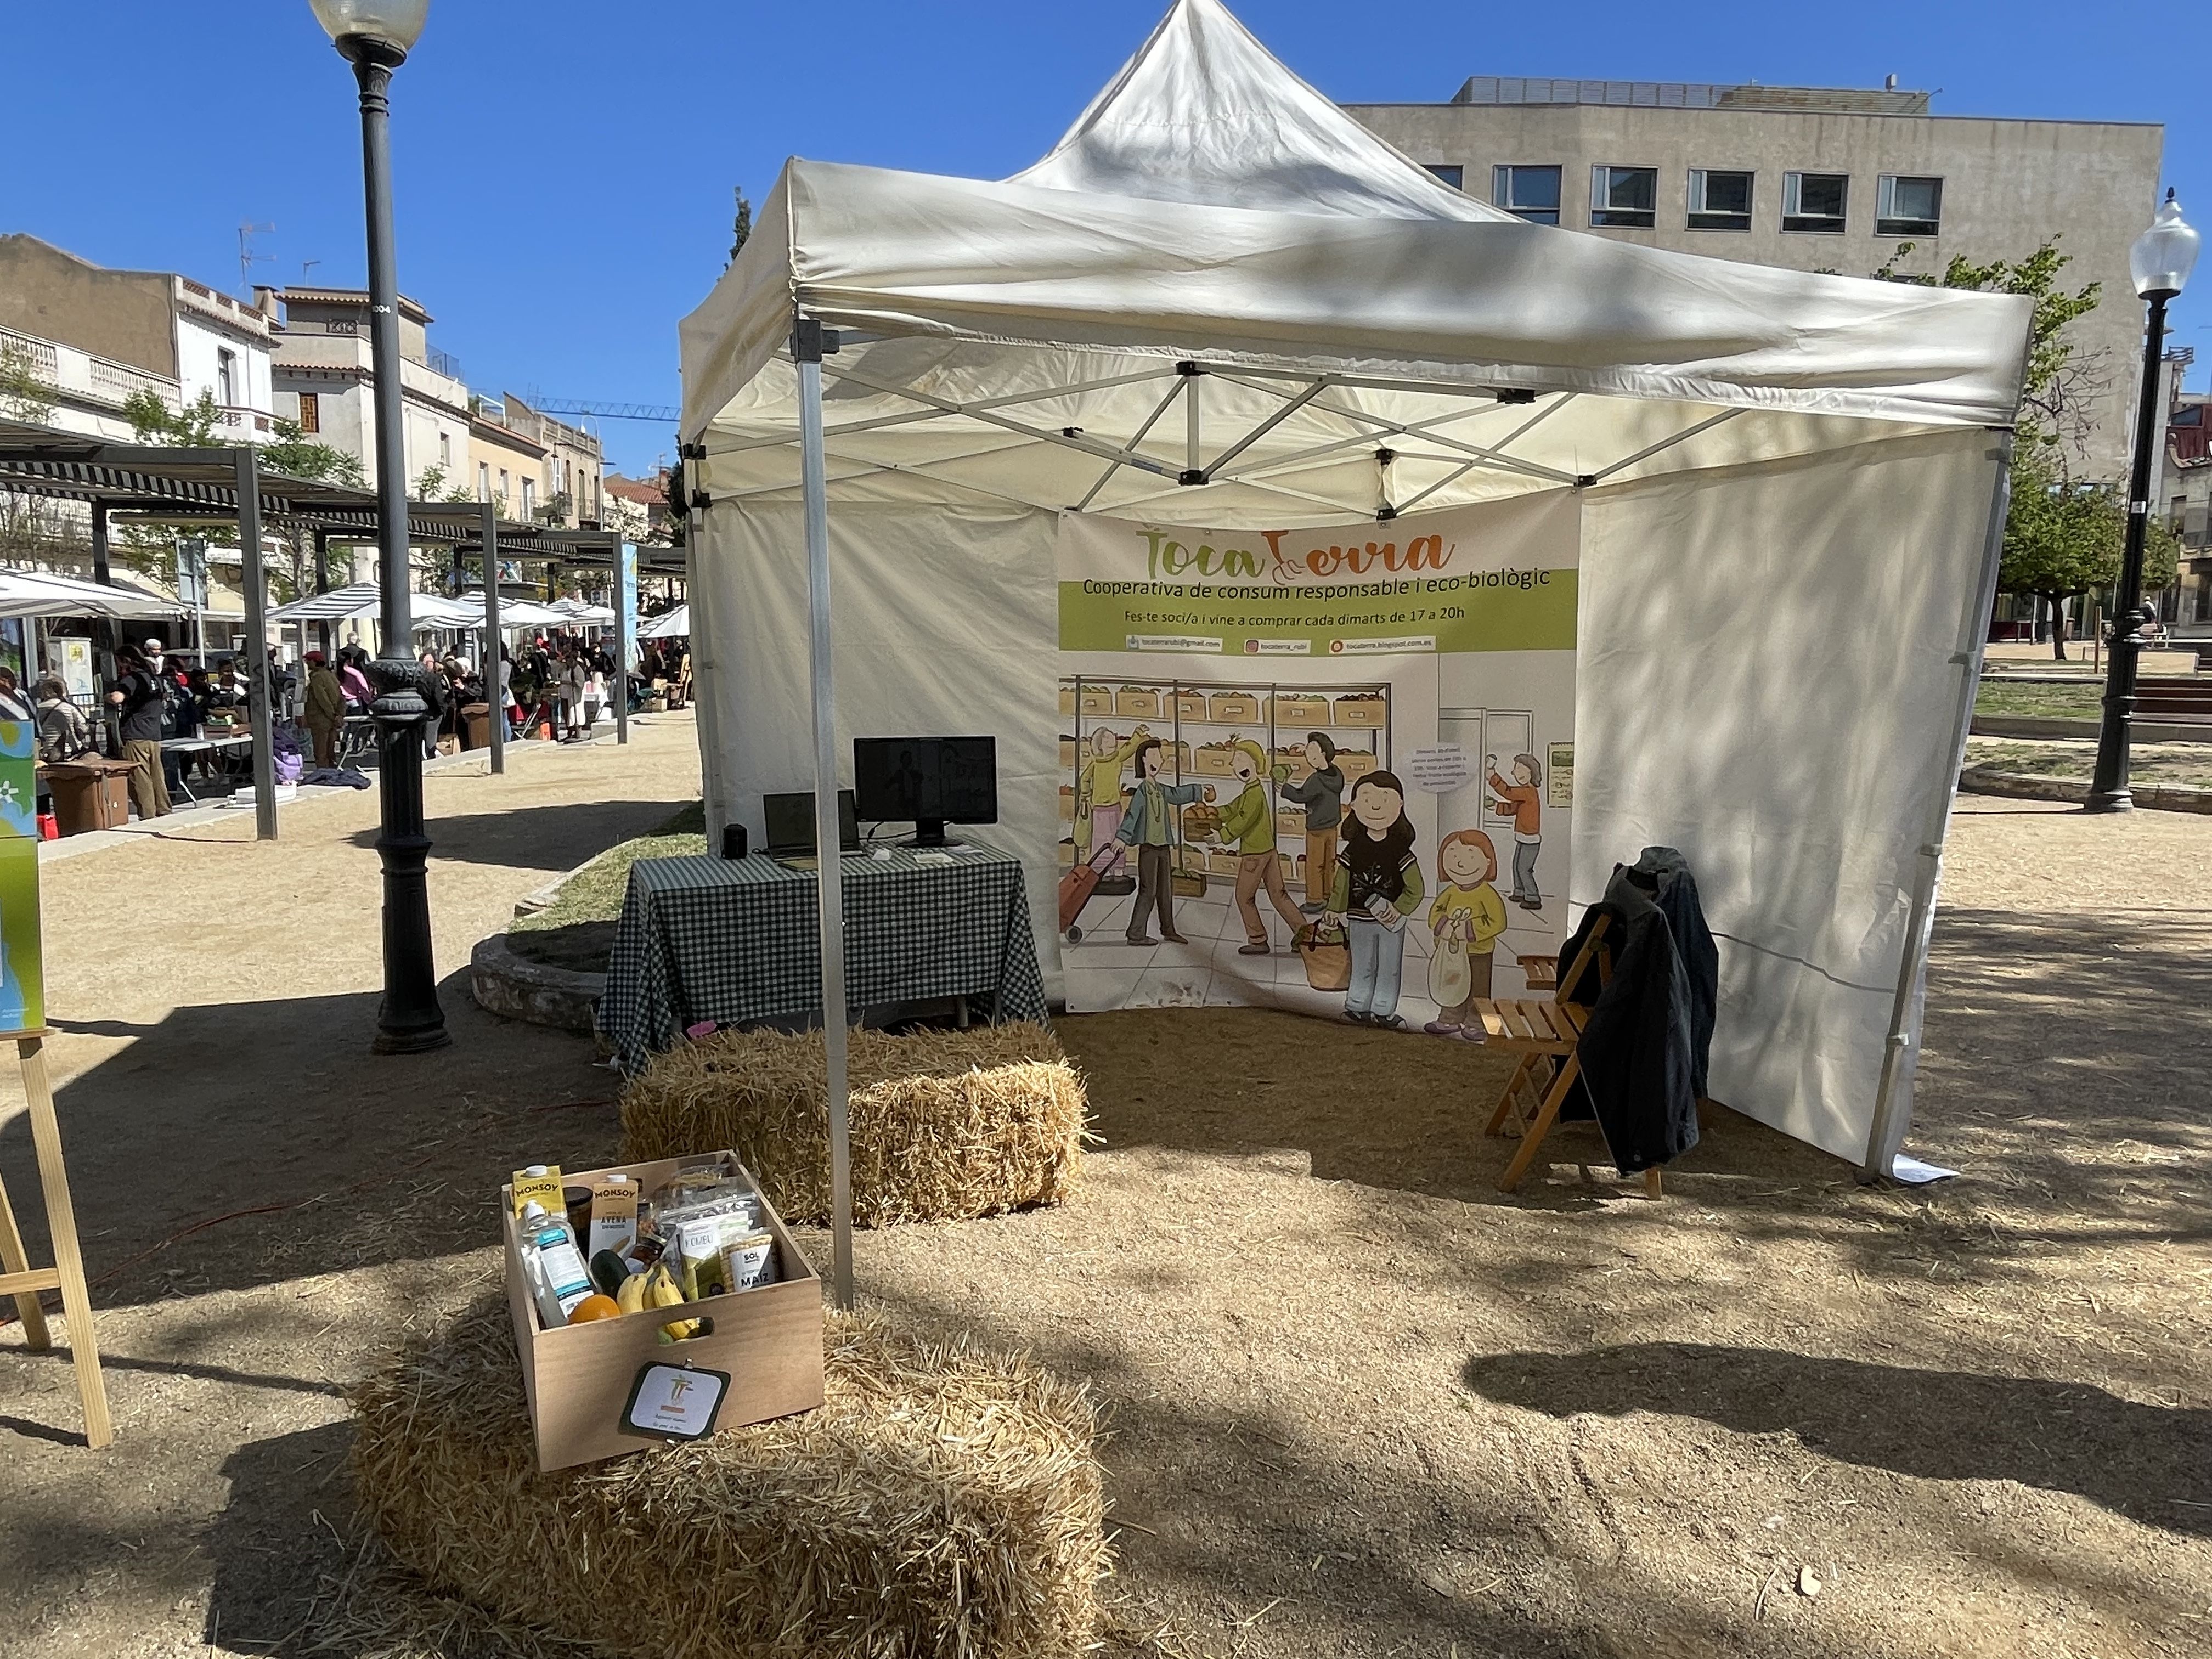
(238, 221, 276, 295)
(301, 259, 321, 280)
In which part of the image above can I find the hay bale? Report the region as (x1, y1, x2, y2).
(621, 1024, 1088, 1226)
(353, 1288, 1108, 1659)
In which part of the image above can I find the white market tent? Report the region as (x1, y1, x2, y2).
(550, 597, 617, 624)
(679, 0, 2033, 1293)
(640, 604, 689, 640)
(0, 567, 183, 622)
(268, 582, 486, 630)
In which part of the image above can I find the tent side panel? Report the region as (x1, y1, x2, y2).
(691, 501, 1066, 993)
(1574, 428, 2001, 1164)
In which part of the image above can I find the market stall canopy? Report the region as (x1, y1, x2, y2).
(550, 597, 617, 624)
(0, 567, 184, 621)
(680, 0, 2029, 525)
(639, 605, 689, 639)
(498, 601, 572, 629)
(269, 582, 489, 629)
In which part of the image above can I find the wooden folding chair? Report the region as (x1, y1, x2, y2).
(1476, 915, 1662, 1199)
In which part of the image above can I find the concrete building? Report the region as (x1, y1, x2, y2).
(0, 232, 275, 444)
(259, 285, 472, 495)
(603, 471, 672, 542)
(498, 394, 605, 527)
(467, 400, 547, 521)
(1346, 78, 2163, 476)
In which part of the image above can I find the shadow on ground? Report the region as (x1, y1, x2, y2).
(351, 798, 693, 871)
(1460, 1342, 2212, 1539)
(0, 970, 621, 1322)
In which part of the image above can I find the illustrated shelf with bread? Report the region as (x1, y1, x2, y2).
(1059, 674, 1391, 897)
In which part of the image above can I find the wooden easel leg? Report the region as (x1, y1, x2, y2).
(1499, 1054, 1582, 1194)
(19, 1037, 110, 1448)
(1644, 1166, 1663, 1200)
(0, 1167, 51, 1350)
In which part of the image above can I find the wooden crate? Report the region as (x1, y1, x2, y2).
(1272, 695, 1331, 726)
(1273, 747, 1311, 782)
(1058, 786, 1075, 821)
(1192, 746, 1238, 776)
(1058, 737, 1077, 769)
(1207, 691, 1260, 723)
(1276, 806, 1306, 838)
(1077, 687, 1113, 716)
(501, 1154, 824, 1472)
(1339, 750, 1379, 781)
(1332, 694, 1387, 729)
(1058, 837, 1075, 867)
(1208, 847, 1243, 876)
(1114, 687, 1162, 719)
(1173, 691, 1207, 723)
(1057, 686, 1077, 716)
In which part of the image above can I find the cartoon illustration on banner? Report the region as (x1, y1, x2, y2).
(0, 722, 43, 1033)
(1055, 494, 1577, 1035)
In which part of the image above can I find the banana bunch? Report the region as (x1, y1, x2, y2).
(640, 1262, 700, 1342)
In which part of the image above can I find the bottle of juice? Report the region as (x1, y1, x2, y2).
(520, 1200, 595, 1327)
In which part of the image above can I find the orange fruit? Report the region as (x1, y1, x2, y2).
(567, 1294, 622, 1323)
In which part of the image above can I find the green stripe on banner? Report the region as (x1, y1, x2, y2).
(1057, 570, 1578, 656)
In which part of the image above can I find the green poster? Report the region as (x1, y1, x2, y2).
(0, 721, 43, 1033)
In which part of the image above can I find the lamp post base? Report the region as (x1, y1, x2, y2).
(369, 659, 449, 1054)
(2082, 789, 2135, 814)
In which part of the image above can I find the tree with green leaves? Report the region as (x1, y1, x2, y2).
(1874, 239, 2168, 658)
(729, 187, 752, 268)
(0, 340, 55, 426)
(263, 416, 366, 487)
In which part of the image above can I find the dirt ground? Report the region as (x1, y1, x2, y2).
(1, 729, 2208, 1658)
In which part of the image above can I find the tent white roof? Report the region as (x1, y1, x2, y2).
(640, 604, 689, 639)
(680, 0, 2028, 524)
(269, 583, 492, 629)
(0, 567, 183, 622)
(498, 600, 571, 629)
(550, 597, 617, 624)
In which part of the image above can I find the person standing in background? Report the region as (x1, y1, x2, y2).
(303, 651, 345, 768)
(0, 667, 34, 724)
(108, 645, 171, 819)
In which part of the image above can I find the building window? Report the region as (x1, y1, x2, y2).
(1492, 164, 1561, 225)
(438, 430, 451, 467)
(1876, 174, 1943, 237)
(1782, 172, 1849, 233)
(1589, 166, 1657, 229)
(216, 348, 237, 407)
(297, 391, 320, 433)
(521, 477, 535, 515)
(478, 461, 490, 500)
(499, 469, 509, 499)
(1424, 164, 1464, 190)
(1687, 168, 1753, 232)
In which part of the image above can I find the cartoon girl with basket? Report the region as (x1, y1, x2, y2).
(1319, 770, 1423, 1029)
(1424, 828, 1508, 1039)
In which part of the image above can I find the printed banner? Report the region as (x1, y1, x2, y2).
(1056, 495, 1578, 1035)
(0, 722, 42, 1034)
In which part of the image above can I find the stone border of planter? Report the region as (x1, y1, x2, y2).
(1971, 714, 2210, 743)
(470, 930, 603, 1034)
(1958, 766, 2212, 814)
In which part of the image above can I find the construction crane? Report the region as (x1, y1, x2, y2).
(521, 398, 681, 423)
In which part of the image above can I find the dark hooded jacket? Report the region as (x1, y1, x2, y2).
(1554, 846, 1718, 1173)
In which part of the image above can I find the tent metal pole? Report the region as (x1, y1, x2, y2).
(481, 503, 504, 776)
(1861, 430, 2015, 1179)
(1588, 408, 1745, 483)
(235, 447, 278, 842)
(1198, 379, 1329, 481)
(715, 364, 1181, 455)
(1075, 377, 1193, 511)
(795, 317, 854, 1311)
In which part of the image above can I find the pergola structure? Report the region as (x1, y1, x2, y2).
(0, 431, 675, 821)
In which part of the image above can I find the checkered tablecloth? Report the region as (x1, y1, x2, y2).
(599, 838, 1049, 1075)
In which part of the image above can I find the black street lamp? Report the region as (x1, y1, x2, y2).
(312, 0, 448, 1051)
(2088, 189, 2199, 813)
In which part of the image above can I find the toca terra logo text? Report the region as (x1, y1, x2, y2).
(1139, 528, 1452, 584)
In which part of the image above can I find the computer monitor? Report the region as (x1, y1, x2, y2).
(852, 736, 997, 847)
(762, 789, 859, 857)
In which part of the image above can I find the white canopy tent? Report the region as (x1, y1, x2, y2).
(680, 0, 2033, 1300)
(268, 582, 486, 630)
(550, 597, 617, 625)
(639, 604, 689, 640)
(0, 568, 183, 622)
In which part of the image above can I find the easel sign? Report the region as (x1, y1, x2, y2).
(0, 720, 109, 1447)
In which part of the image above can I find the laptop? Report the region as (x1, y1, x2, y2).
(763, 789, 861, 861)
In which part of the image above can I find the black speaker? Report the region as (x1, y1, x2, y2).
(720, 822, 748, 859)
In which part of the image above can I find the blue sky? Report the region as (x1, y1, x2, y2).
(4, 1, 2203, 475)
